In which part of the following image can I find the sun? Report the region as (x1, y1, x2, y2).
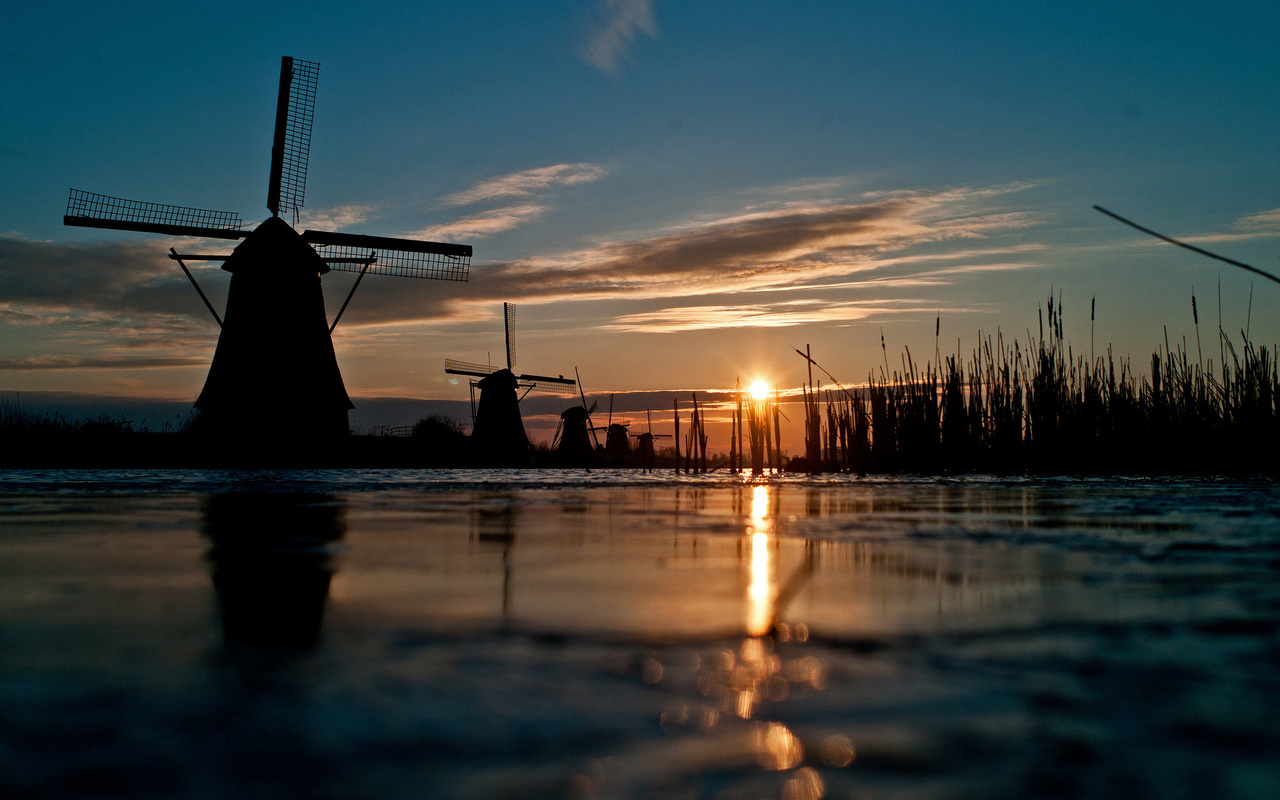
(749, 380, 770, 401)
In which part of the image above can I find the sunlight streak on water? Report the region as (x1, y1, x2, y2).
(747, 485, 775, 637)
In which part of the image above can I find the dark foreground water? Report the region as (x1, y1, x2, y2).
(0, 470, 1276, 799)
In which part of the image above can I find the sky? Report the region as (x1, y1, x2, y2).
(2, 1, 1279, 448)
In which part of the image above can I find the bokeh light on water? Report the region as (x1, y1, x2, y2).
(0, 470, 1277, 798)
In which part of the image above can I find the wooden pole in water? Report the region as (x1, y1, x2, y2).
(698, 397, 708, 473)
(764, 396, 773, 475)
(736, 378, 744, 474)
(773, 389, 783, 473)
(730, 379, 738, 474)
(695, 398, 701, 473)
(673, 398, 681, 475)
(750, 399, 764, 476)
(691, 394, 700, 473)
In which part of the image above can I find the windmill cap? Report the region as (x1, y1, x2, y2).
(222, 216, 331, 277)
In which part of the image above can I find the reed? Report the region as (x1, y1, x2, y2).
(793, 296, 1280, 475)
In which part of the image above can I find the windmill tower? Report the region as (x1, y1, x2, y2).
(445, 303, 575, 463)
(63, 57, 472, 447)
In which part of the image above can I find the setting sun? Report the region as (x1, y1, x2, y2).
(749, 380, 769, 400)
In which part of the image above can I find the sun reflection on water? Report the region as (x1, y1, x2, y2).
(747, 485, 775, 637)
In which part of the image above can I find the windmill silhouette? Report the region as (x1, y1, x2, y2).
(63, 57, 472, 445)
(551, 369, 602, 463)
(631, 409, 672, 472)
(444, 302, 575, 463)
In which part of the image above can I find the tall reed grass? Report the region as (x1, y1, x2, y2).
(797, 296, 1279, 474)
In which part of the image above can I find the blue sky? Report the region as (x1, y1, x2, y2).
(3, 1, 1278, 440)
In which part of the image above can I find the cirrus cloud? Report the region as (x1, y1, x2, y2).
(578, 0, 658, 75)
(411, 204, 548, 241)
(443, 163, 608, 207)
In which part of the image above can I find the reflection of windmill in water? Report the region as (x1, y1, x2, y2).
(444, 302, 576, 464)
(63, 57, 472, 447)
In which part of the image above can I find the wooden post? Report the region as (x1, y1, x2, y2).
(764, 397, 773, 475)
(773, 390, 783, 473)
(751, 399, 764, 476)
(674, 398, 681, 475)
(698, 397, 708, 473)
(691, 394, 699, 473)
(736, 378, 744, 474)
(730, 379, 738, 474)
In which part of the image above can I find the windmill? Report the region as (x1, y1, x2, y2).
(444, 302, 575, 463)
(630, 409, 672, 472)
(551, 368, 602, 463)
(603, 394, 632, 461)
(63, 57, 472, 446)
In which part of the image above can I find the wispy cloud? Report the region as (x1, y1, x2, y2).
(602, 300, 934, 333)
(1233, 208, 1280, 233)
(578, 0, 657, 74)
(299, 204, 375, 230)
(411, 204, 547, 241)
(0, 355, 206, 371)
(333, 184, 1043, 328)
(443, 164, 608, 207)
(1123, 207, 1280, 246)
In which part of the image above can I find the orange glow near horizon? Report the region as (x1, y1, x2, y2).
(749, 380, 770, 401)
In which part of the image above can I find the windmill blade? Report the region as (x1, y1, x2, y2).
(504, 302, 517, 372)
(574, 366, 601, 448)
(64, 189, 247, 240)
(266, 56, 320, 219)
(516, 373, 577, 395)
(445, 358, 495, 378)
(303, 230, 471, 281)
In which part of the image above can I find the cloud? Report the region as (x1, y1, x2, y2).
(1127, 207, 1280, 246)
(578, 0, 657, 74)
(299, 204, 375, 230)
(411, 204, 547, 241)
(443, 164, 608, 207)
(1233, 208, 1280, 233)
(330, 184, 1042, 329)
(0, 355, 206, 371)
(0, 237, 226, 318)
(602, 300, 933, 333)
(0, 237, 225, 373)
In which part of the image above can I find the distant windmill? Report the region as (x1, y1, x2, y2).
(444, 302, 575, 463)
(631, 409, 672, 472)
(604, 394, 632, 461)
(63, 57, 472, 444)
(552, 368, 602, 463)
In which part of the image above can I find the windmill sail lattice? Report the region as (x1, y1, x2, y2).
(65, 189, 247, 240)
(505, 301, 517, 371)
(267, 57, 319, 219)
(305, 230, 470, 280)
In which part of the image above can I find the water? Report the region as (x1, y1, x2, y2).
(1, 470, 1277, 799)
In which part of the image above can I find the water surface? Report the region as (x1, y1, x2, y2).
(1, 471, 1276, 798)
